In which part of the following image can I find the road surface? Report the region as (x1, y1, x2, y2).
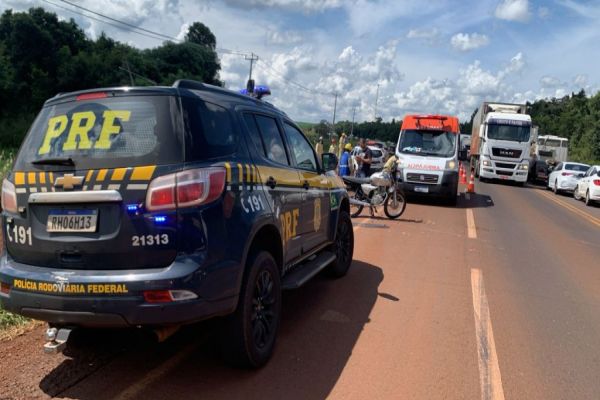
(1, 180, 599, 400)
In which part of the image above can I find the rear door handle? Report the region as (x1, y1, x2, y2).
(266, 176, 277, 189)
(302, 180, 310, 190)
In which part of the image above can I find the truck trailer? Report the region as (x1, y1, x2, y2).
(470, 102, 534, 185)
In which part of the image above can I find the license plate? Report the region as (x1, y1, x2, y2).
(47, 209, 98, 233)
(500, 175, 508, 180)
(414, 186, 429, 193)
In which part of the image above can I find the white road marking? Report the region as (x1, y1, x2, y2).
(113, 342, 198, 400)
(466, 209, 477, 239)
(471, 268, 505, 400)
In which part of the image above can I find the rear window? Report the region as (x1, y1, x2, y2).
(14, 95, 183, 170)
(371, 149, 383, 158)
(565, 164, 589, 172)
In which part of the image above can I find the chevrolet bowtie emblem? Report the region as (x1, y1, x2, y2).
(54, 174, 84, 190)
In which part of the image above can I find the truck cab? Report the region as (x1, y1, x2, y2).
(472, 103, 533, 184)
(395, 114, 460, 205)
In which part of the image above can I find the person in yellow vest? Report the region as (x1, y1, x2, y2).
(315, 136, 324, 157)
(338, 133, 347, 159)
(328, 137, 337, 154)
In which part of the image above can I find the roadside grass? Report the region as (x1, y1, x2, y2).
(0, 148, 33, 336)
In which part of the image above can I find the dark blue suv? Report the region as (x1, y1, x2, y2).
(0, 80, 353, 367)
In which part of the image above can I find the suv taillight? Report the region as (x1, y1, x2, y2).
(593, 179, 600, 186)
(146, 168, 226, 211)
(1, 179, 17, 214)
(561, 172, 572, 176)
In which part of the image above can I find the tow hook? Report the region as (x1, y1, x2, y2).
(44, 327, 73, 354)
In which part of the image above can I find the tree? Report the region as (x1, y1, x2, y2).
(184, 22, 216, 50)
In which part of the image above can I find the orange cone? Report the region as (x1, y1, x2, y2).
(466, 172, 475, 193)
(459, 164, 467, 184)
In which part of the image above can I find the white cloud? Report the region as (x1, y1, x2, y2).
(221, 0, 344, 13)
(406, 28, 441, 44)
(495, 0, 530, 22)
(450, 33, 490, 51)
(266, 29, 303, 45)
(540, 76, 563, 88)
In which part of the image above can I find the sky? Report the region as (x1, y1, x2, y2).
(2, 0, 600, 123)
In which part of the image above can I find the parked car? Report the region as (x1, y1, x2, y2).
(350, 145, 384, 173)
(574, 165, 600, 206)
(547, 162, 589, 194)
(528, 159, 549, 184)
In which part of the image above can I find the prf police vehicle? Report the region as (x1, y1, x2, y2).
(0, 80, 353, 368)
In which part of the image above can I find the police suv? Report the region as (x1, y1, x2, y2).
(0, 80, 353, 367)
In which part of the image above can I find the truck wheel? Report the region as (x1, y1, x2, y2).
(221, 251, 281, 368)
(327, 211, 354, 278)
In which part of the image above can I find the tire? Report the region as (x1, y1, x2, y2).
(585, 190, 594, 206)
(221, 251, 281, 368)
(553, 180, 558, 194)
(327, 211, 354, 278)
(574, 186, 581, 201)
(384, 189, 407, 217)
(348, 191, 364, 218)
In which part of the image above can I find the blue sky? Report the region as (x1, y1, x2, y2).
(3, 0, 599, 123)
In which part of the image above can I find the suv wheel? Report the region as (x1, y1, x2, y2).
(327, 211, 354, 278)
(553, 180, 559, 194)
(221, 251, 281, 368)
(574, 185, 581, 200)
(585, 190, 593, 206)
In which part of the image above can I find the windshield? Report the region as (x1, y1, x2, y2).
(14, 95, 183, 170)
(541, 139, 561, 147)
(398, 129, 457, 158)
(565, 164, 589, 172)
(486, 120, 531, 142)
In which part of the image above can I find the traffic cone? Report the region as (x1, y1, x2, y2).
(459, 164, 467, 184)
(466, 172, 475, 193)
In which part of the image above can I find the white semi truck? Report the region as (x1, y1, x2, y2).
(470, 102, 534, 185)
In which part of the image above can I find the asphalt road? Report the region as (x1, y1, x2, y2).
(0, 179, 599, 400)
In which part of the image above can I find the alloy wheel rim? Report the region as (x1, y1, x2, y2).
(251, 269, 276, 349)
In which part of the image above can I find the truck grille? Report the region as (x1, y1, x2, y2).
(495, 162, 516, 169)
(496, 170, 513, 176)
(406, 173, 438, 184)
(492, 148, 522, 158)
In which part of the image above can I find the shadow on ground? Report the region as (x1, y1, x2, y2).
(41, 260, 384, 400)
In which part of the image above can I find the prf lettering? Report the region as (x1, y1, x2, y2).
(280, 208, 299, 243)
(38, 110, 131, 155)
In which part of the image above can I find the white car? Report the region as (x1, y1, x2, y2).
(574, 165, 600, 206)
(351, 145, 384, 173)
(548, 162, 589, 194)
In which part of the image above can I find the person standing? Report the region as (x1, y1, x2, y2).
(355, 138, 372, 177)
(315, 136, 324, 157)
(338, 143, 352, 176)
(338, 133, 347, 159)
(328, 137, 337, 154)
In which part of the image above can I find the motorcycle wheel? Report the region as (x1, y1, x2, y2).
(347, 190, 364, 218)
(384, 188, 406, 219)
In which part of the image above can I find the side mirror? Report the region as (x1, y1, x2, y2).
(322, 152, 338, 172)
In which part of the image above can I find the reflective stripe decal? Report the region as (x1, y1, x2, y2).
(96, 169, 108, 182)
(131, 165, 155, 181)
(237, 163, 243, 183)
(14, 172, 25, 186)
(39, 172, 46, 184)
(112, 168, 127, 181)
(224, 163, 232, 183)
(127, 183, 148, 190)
(28, 172, 36, 185)
(85, 170, 94, 183)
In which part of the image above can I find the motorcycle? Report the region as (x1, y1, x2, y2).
(342, 170, 406, 219)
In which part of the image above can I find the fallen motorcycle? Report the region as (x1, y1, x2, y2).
(342, 171, 406, 219)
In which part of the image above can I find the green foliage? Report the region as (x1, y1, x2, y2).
(0, 308, 29, 330)
(0, 8, 222, 149)
(529, 90, 600, 164)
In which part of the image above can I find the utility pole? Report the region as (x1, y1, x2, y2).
(245, 52, 259, 82)
(331, 92, 338, 138)
(374, 83, 380, 120)
(350, 106, 356, 137)
(123, 60, 134, 86)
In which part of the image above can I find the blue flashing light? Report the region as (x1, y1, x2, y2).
(127, 204, 139, 212)
(154, 216, 167, 223)
(239, 85, 271, 99)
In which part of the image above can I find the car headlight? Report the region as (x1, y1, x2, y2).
(518, 164, 528, 170)
(482, 160, 491, 167)
(445, 160, 457, 170)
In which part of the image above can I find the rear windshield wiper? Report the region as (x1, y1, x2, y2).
(31, 157, 75, 166)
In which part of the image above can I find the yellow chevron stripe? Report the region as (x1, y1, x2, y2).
(38, 172, 46, 184)
(14, 172, 25, 186)
(27, 172, 36, 185)
(237, 163, 243, 183)
(85, 170, 94, 183)
(112, 168, 127, 181)
(96, 169, 108, 182)
(246, 164, 252, 183)
(224, 163, 232, 183)
(49, 172, 54, 185)
(131, 165, 156, 181)
(253, 165, 259, 183)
